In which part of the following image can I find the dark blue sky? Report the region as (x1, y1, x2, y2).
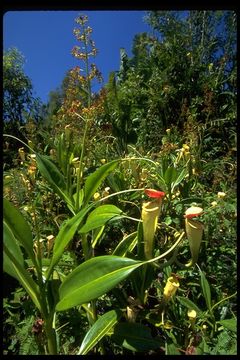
(3, 11, 153, 104)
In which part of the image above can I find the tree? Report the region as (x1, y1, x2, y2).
(98, 11, 236, 153)
(3, 47, 43, 169)
(3, 47, 41, 125)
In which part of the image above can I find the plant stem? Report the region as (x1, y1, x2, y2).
(75, 118, 89, 212)
(45, 318, 58, 355)
(81, 233, 90, 260)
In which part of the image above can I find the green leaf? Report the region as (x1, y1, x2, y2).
(112, 322, 161, 352)
(36, 153, 73, 210)
(56, 256, 142, 311)
(3, 244, 42, 312)
(166, 342, 181, 355)
(3, 198, 35, 263)
(199, 268, 212, 312)
(36, 153, 66, 189)
(83, 160, 118, 206)
(164, 167, 178, 187)
(46, 203, 95, 279)
(177, 296, 203, 314)
(3, 222, 24, 280)
(171, 166, 188, 192)
(113, 231, 138, 256)
(78, 309, 122, 355)
(80, 205, 123, 233)
(91, 226, 105, 248)
(218, 318, 237, 333)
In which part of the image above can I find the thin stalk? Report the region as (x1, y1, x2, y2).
(157, 246, 180, 269)
(81, 233, 90, 260)
(98, 187, 145, 204)
(211, 291, 237, 312)
(145, 232, 185, 265)
(140, 264, 148, 304)
(75, 118, 89, 212)
(75, 20, 92, 211)
(3, 134, 35, 153)
(90, 300, 97, 323)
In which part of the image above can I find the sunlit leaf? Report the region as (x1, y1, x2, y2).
(113, 231, 138, 256)
(3, 245, 42, 312)
(3, 222, 24, 280)
(83, 160, 118, 206)
(36, 153, 74, 210)
(3, 198, 35, 263)
(46, 203, 95, 279)
(56, 256, 142, 311)
(78, 309, 122, 355)
(171, 166, 188, 192)
(79, 204, 123, 233)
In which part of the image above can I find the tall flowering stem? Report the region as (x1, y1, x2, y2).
(142, 189, 165, 260)
(71, 14, 102, 211)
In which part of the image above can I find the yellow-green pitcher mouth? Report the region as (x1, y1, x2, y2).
(163, 274, 180, 301)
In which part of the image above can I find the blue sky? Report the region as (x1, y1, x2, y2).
(3, 11, 153, 104)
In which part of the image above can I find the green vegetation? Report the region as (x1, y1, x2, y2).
(3, 11, 236, 355)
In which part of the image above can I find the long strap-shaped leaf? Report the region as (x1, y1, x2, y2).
(4, 198, 36, 266)
(83, 160, 118, 206)
(36, 153, 75, 213)
(3, 221, 24, 280)
(171, 166, 189, 192)
(79, 204, 123, 233)
(46, 203, 95, 280)
(113, 231, 138, 256)
(56, 256, 142, 311)
(198, 265, 212, 312)
(78, 309, 122, 355)
(4, 245, 42, 312)
(177, 296, 203, 315)
(56, 232, 185, 311)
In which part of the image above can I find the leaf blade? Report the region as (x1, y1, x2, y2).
(79, 204, 123, 233)
(199, 268, 212, 312)
(36, 153, 74, 211)
(112, 322, 161, 352)
(4, 245, 42, 312)
(113, 231, 138, 256)
(56, 256, 142, 311)
(3, 198, 35, 262)
(3, 222, 24, 280)
(46, 203, 95, 279)
(83, 160, 118, 206)
(177, 296, 203, 314)
(78, 309, 122, 355)
(218, 318, 237, 333)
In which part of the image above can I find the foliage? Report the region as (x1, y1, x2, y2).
(3, 47, 43, 169)
(3, 11, 236, 356)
